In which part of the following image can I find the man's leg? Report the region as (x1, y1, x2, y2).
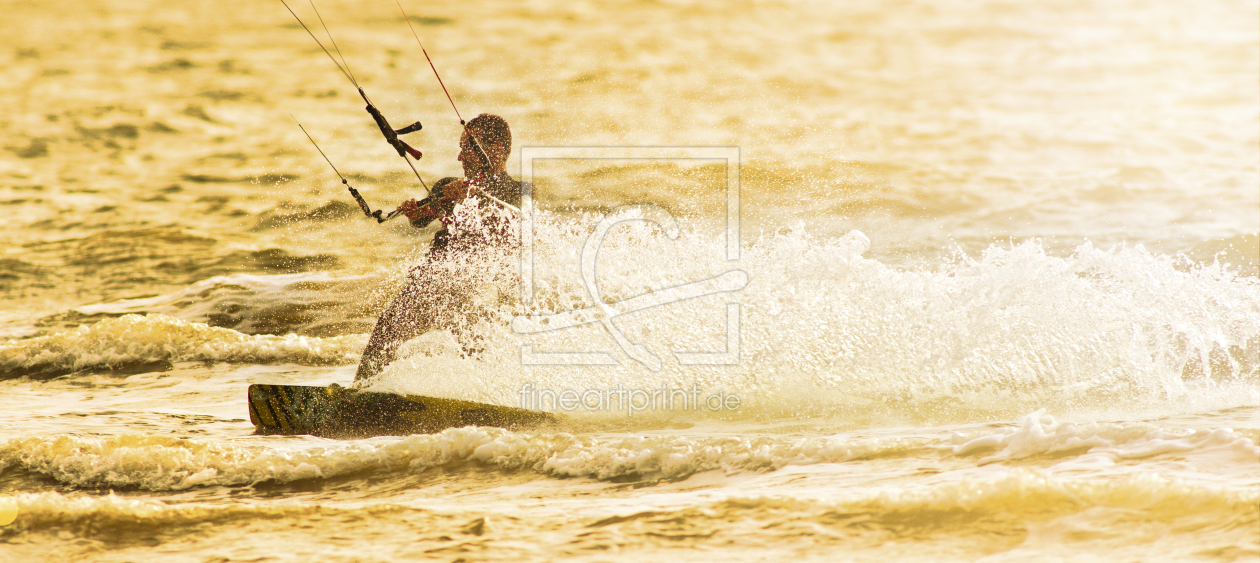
(355, 264, 461, 382)
(354, 241, 511, 383)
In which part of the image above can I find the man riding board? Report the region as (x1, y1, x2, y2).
(355, 114, 521, 382)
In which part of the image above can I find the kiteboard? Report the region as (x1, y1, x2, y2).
(248, 383, 558, 439)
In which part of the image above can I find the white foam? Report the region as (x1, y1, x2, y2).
(0, 429, 927, 491)
(370, 214, 1260, 421)
(717, 468, 1260, 521)
(950, 409, 1260, 470)
(5, 409, 1256, 493)
(0, 314, 364, 375)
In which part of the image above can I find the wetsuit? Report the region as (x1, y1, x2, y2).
(354, 172, 522, 382)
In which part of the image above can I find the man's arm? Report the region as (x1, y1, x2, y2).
(400, 177, 465, 228)
(399, 198, 436, 228)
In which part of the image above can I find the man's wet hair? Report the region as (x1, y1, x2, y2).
(467, 114, 511, 159)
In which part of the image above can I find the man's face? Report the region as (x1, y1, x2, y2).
(458, 129, 504, 178)
(457, 131, 481, 178)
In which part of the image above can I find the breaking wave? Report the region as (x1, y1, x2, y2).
(664, 471, 1260, 547)
(370, 214, 1260, 422)
(4, 470, 1255, 560)
(3, 412, 1253, 491)
(0, 314, 363, 379)
(950, 409, 1260, 468)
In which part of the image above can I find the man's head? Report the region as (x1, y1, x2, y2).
(458, 114, 511, 177)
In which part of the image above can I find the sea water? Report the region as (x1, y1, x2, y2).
(0, 0, 1257, 561)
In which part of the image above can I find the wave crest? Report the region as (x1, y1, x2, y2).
(0, 314, 363, 379)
